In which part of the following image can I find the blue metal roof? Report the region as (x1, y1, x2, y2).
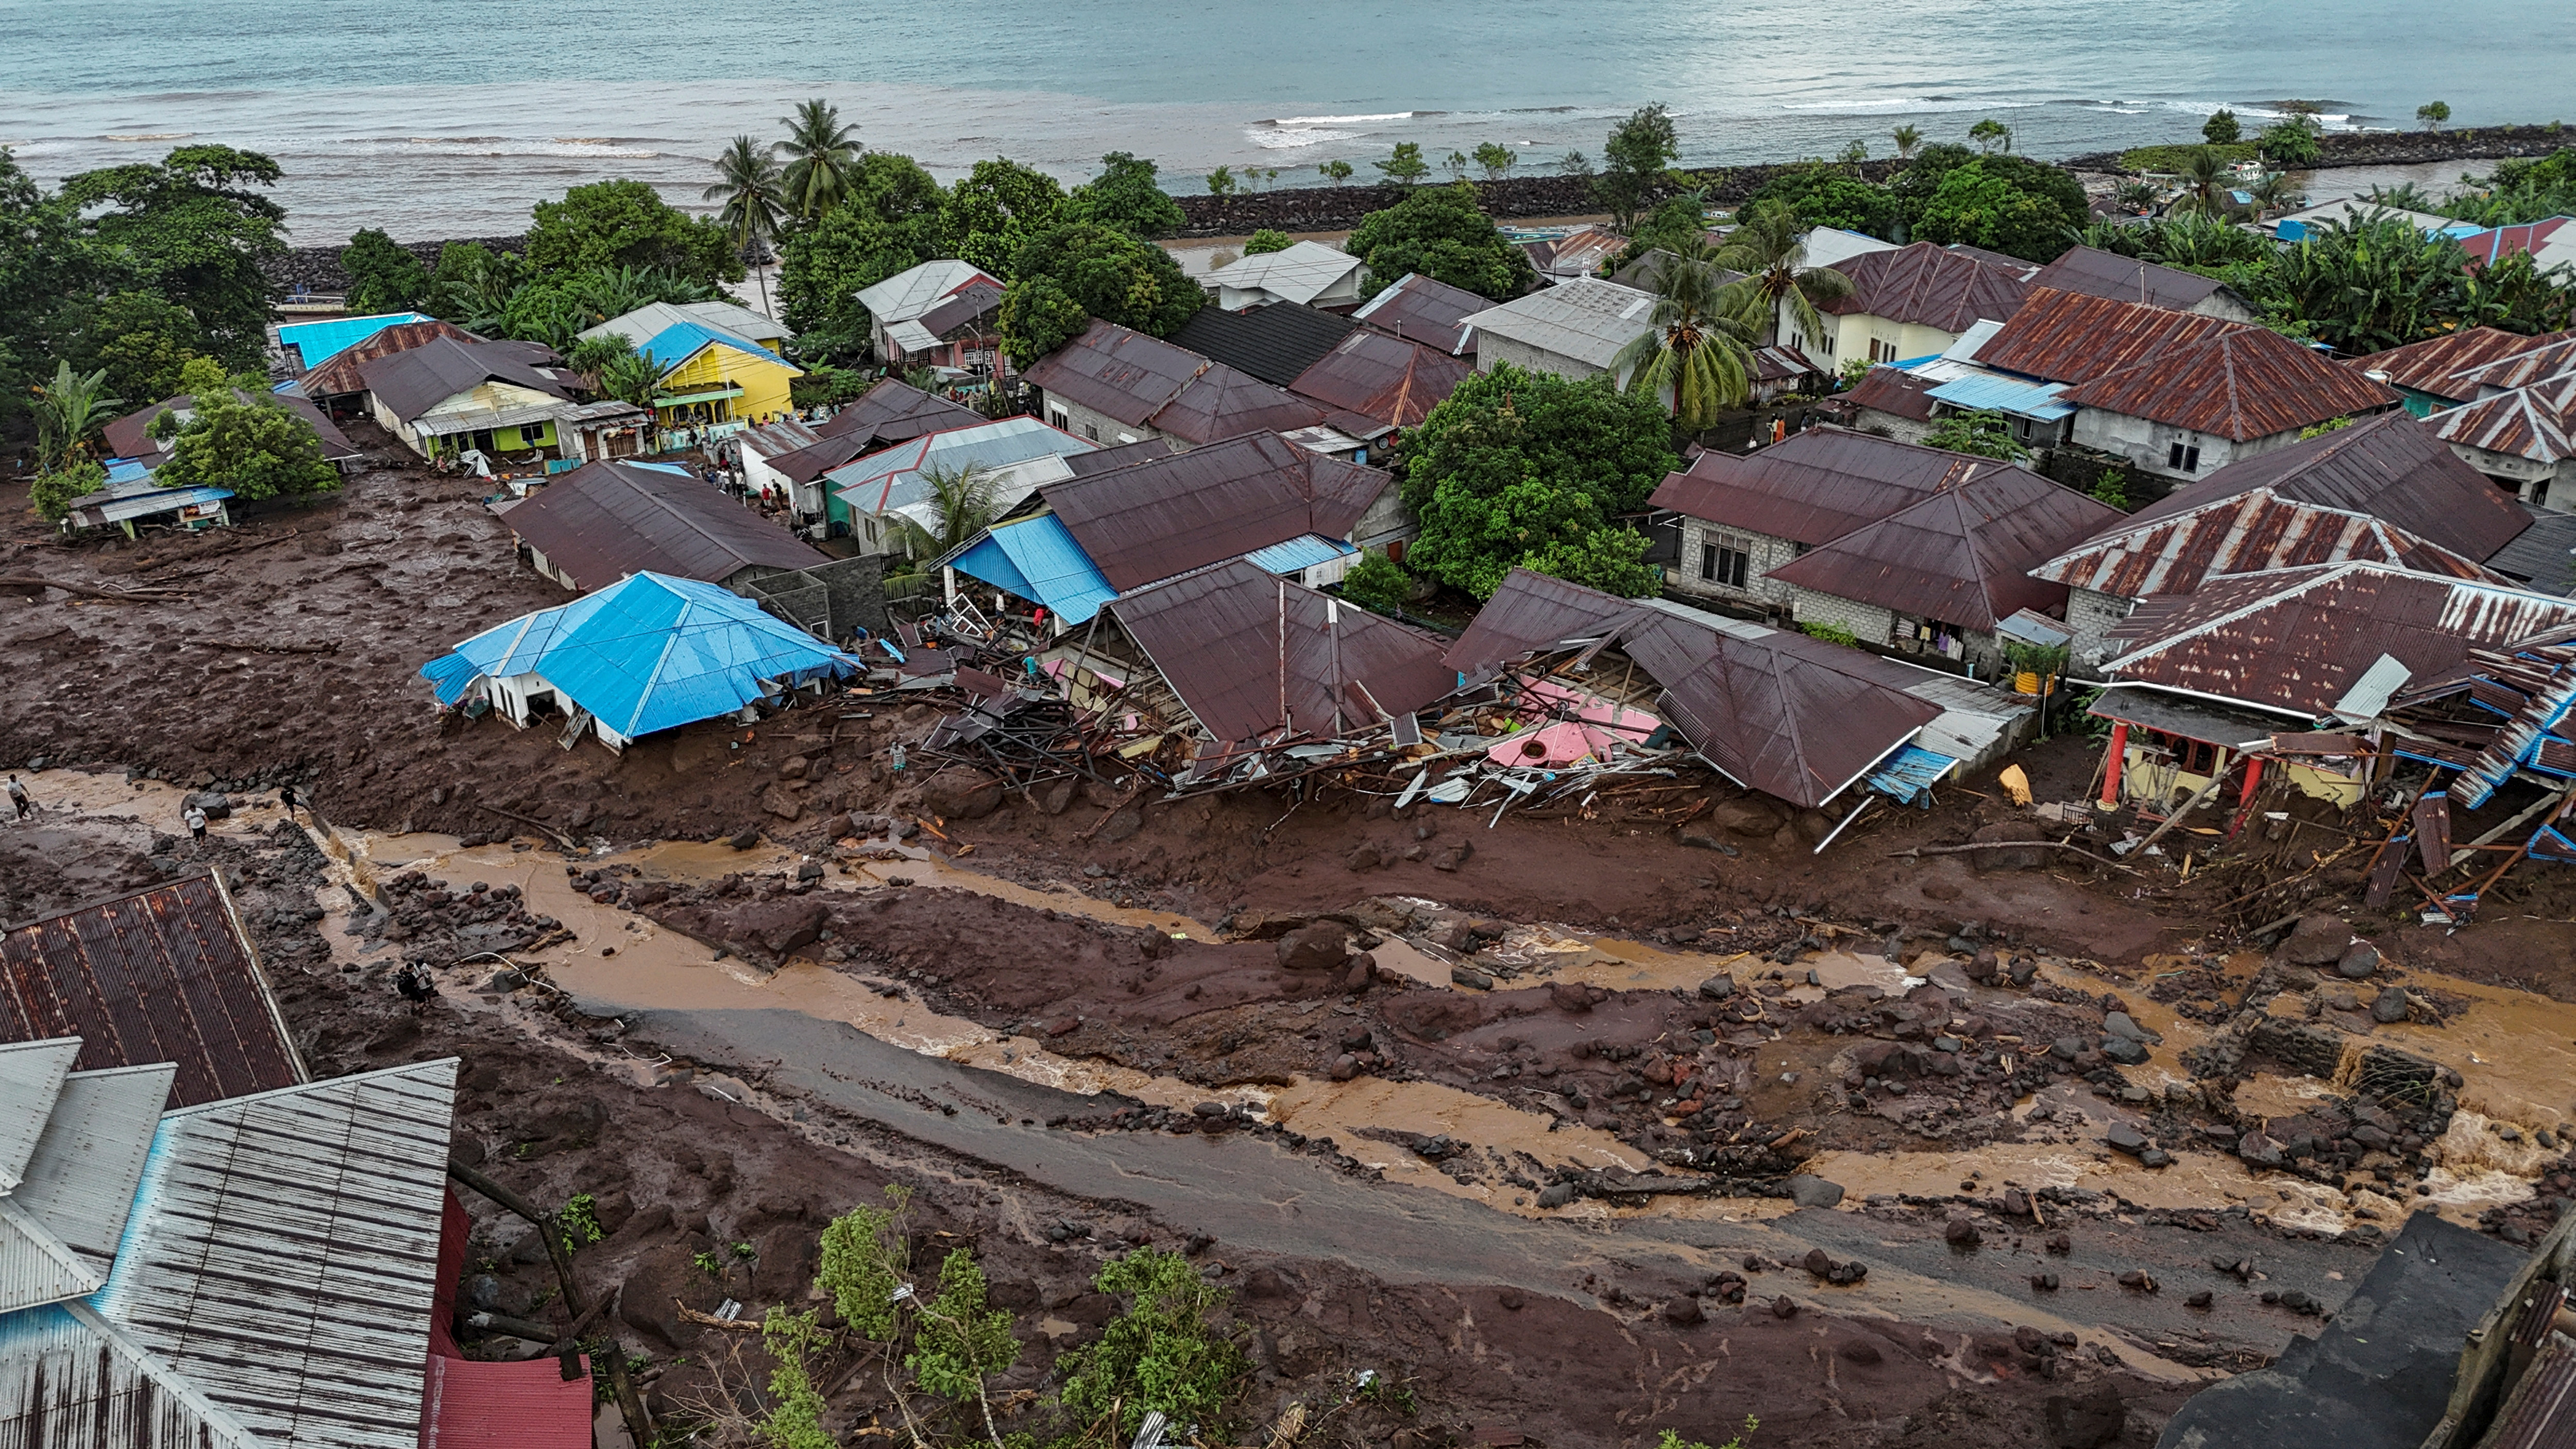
(1240, 533, 1358, 574)
(1924, 372, 2076, 421)
(1889, 353, 1945, 371)
(102, 459, 156, 487)
(276, 313, 433, 368)
(418, 572, 857, 738)
(949, 514, 1118, 624)
(1865, 743, 1958, 806)
(634, 321, 790, 374)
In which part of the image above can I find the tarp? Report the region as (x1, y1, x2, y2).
(419, 571, 859, 738)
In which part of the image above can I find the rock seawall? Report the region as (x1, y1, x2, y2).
(2065, 123, 2574, 175)
(1170, 159, 1912, 237)
(265, 233, 526, 298)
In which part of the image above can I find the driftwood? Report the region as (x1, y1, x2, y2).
(675, 1302, 763, 1333)
(476, 803, 579, 850)
(1887, 839, 2143, 877)
(0, 575, 189, 602)
(187, 638, 336, 654)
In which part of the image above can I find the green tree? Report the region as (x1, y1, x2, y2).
(1891, 124, 1923, 159)
(29, 360, 120, 472)
(1968, 118, 2013, 155)
(526, 179, 739, 284)
(30, 458, 107, 524)
(1205, 164, 1238, 196)
(2168, 146, 2236, 218)
(0, 149, 95, 440)
(597, 346, 662, 409)
(155, 357, 340, 502)
(1243, 228, 1294, 255)
(1346, 182, 1526, 301)
(2234, 213, 2485, 351)
(889, 463, 1002, 561)
(703, 135, 786, 315)
(996, 221, 1201, 365)
(1911, 157, 2089, 262)
(1319, 159, 1354, 186)
(1921, 410, 2030, 461)
(778, 204, 941, 354)
(1626, 190, 1715, 261)
(941, 158, 1064, 276)
(1598, 103, 1680, 232)
(815, 1187, 1020, 1449)
(2259, 117, 2322, 167)
(340, 228, 429, 315)
(1473, 142, 1518, 180)
(1059, 152, 1187, 240)
(58, 289, 207, 406)
(59, 145, 287, 369)
(775, 98, 864, 221)
(2203, 109, 2242, 145)
(1839, 139, 1870, 171)
(1377, 142, 1432, 187)
(1443, 150, 1471, 182)
(2089, 468, 2129, 509)
(2418, 101, 2452, 132)
(1339, 547, 1412, 613)
(1613, 241, 1755, 432)
(1714, 199, 1856, 345)
(1057, 1250, 1248, 1440)
(2461, 247, 2576, 335)
(1740, 165, 1902, 239)
(1560, 150, 1594, 178)
(423, 241, 519, 330)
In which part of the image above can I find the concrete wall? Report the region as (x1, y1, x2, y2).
(1665, 518, 1803, 609)
(1044, 396, 1167, 449)
(731, 555, 889, 643)
(2064, 585, 2136, 666)
(1351, 487, 1416, 553)
(2071, 408, 2306, 485)
(2445, 439, 2574, 512)
(1784, 309, 1963, 368)
(1790, 585, 2006, 674)
(1787, 585, 1896, 649)
(1845, 406, 1937, 445)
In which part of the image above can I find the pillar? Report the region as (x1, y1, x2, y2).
(2238, 756, 2265, 808)
(2099, 722, 2129, 807)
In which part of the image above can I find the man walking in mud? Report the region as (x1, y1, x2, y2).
(279, 782, 302, 821)
(6, 774, 29, 821)
(183, 804, 208, 843)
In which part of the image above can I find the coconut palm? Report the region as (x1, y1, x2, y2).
(2247, 170, 2303, 219)
(1611, 245, 1757, 434)
(704, 135, 786, 314)
(890, 462, 1003, 560)
(1891, 124, 1922, 160)
(2169, 147, 2234, 218)
(1711, 199, 1855, 347)
(598, 348, 664, 411)
(30, 362, 122, 473)
(775, 98, 863, 221)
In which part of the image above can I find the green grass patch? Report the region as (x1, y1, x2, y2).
(2119, 142, 2257, 174)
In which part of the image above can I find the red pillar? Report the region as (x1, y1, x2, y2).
(2238, 756, 2265, 807)
(2099, 722, 2129, 807)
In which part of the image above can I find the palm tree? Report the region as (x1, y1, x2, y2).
(2170, 147, 2234, 218)
(890, 462, 1003, 561)
(1891, 125, 1922, 160)
(1710, 200, 1856, 348)
(1611, 247, 1757, 434)
(2247, 170, 2303, 219)
(598, 348, 663, 411)
(30, 362, 122, 473)
(705, 135, 786, 315)
(775, 98, 862, 221)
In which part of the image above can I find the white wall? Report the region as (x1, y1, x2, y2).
(1045, 396, 1166, 449)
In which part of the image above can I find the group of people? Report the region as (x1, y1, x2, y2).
(5, 773, 306, 842)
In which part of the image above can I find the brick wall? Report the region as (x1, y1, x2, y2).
(1043, 396, 1166, 450)
(1667, 520, 1802, 609)
(2064, 586, 2134, 665)
(1787, 586, 1895, 648)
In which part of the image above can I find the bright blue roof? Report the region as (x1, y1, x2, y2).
(1239, 533, 1358, 574)
(103, 458, 156, 487)
(419, 571, 858, 738)
(1865, 743, 1957, 806)
(950, 515, 1118, 624)
(277, 313, 433, 367)
(634, 321, 790, 374)
(1888, 353, 1944, 371)
(1925, 372, 2076, 421)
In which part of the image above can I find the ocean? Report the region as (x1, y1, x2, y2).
(2, 0, 2567, 243)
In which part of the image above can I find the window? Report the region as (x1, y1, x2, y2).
(1046, 405, 1070, 430)
(1085, 423, 1099, 441)
(1700, 534, 1751, 588)
(1869, 338, 1899, 364)
(2167, 440, 2201, 472)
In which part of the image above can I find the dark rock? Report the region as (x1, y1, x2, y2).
(1945, 1219, 1982, 1249)
(2185, 1289, 2214, 1309)
(1034, 778, 1077, 815)
(2139, 1148, 2174, 1168)
(759, 785, 802, 821)
(1967, 820, 2050, 871)
(2044, 1384, 2127, 1449)
(2046, 1233, 2072, 1255)
(923, 771, 1007, 821)
(2102, 1011, 2148, 1042)
(1714, 796, 1785, 838)
(2105, 1122, 2149, 1156)
(1787, 1174, 1845, 1208)
(2117, 1269, 2158, 1292)
(1841, 1339, 1883, 1365)
(1663, 1295, 1705, 1326)
(1275, 923, 1350, 973)
(2336, 941, 2382, 980)
(1451, 965, 1495, 990)
(1550, 981, 1596, 1013)
(1344, 957, 1375, 994)
(1329, 1053, 1360, 1081)
(2281, 914, 2354, 967)
(1697, 974, 1738, 1002)
(2102, 1035, 2149, 1066)
(2238, 1132, 2288, 1170)
(1770, 1295, 1799, 1319)
(2373, 987, 2411, 1024)
(2031, 1271, 2061, 1291)
(727, 828, 762, 850)
(1535, 1182, 1578, 1209)
(726, 897, 828, 963)
(1344, 843, 1381, 872)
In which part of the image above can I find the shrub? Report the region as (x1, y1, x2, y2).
(1243, 228, 1294, 255)
(1057, 1249, 1248, 1438)
(31, 459, 108, 524)
(1340, 548, 1411, 614)
(1799, 620, 1859, 647)
(2120, 142, 2256, 175)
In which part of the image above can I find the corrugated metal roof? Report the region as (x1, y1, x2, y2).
(300, 321, 510, 398)
(2476, 1329, 2576, 1449)
(1063, 436, 1179, 475)
(825, 416, 1093, 516)
(812, 379, 986, 445)
(1842, 365, 1940, 422)
(1169, 302, 1357, 387)
(0, 1301, 264, 1448)
(914, 280, 1004, 340)
(855, 261, 1003, 326)
(1865, 743, 1958, 805)
(2456, 216, 2576, 267)
(948, 514, 1120, 623)
(1976, 286, 2245, 385)
(2105, 561, 2576, 717)
(1147, 361, 1326, 446)
(1648, 426, 2008, 545)
(1459, 278, 1656, 370)
(1210, 242, 1365, 306)
(1351, 272, 1486, 355)
(419, 1351, 596, 1449)
(1022, 320, 1208, 428)
(738, 416, 823, 463)
(2027, 246, 2229, 313)
(2086, 684, 2285, 747)
(2343, 326, 2576, 401)
(0, 875, 303, 1109)
(9, 1063, 170, 1283)
(104, 390, 361, 466)
(358, 337, 573, 423)
(1819, 242, 2032, 333)
(1106, 556, 1453, 745)
(422, 571, 861, 737)
(0, 1041, 81, 1193)
(1239, 533, 1358, 574)
(2060, 325, 2402, 441)
(633, 320, 791, 372)
(1042, 431, 1389, 590)
(2429, 375, 2576, 464)
(577, 298, 791, 347)
(277, 313, 435, 369)
(1923, 372, 2074, 420)
(2490, 506, 2576, 595)
(1287, 329, 1471, 432)
(2034, 490, 2500, 601)
(506, 459, 828, 589)
(1765, 465, 2119, 629)
(2448, 337, 2576, 396)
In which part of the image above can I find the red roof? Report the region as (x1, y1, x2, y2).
(1648, 426, 2012, 545)
(2459, 217, 2574, 266)
(2444, 335, 2576, 395)
(422, 1192, 592, 1449)
(1976, 287, 2243, 385)
(1021, 319, 1207, 428)
(1841, 365, 1940, 422)
(1762, 466, 2121, 630)
(2058, 326, 2402, 441)
(1819, 242, 2035, 334)
(1041, 431, 1388, 590)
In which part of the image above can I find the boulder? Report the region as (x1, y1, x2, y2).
(759, 786, 802, 821)
(725, 897, 828, 963)
(1451, 965, 1495, 990)
(2372, 987, 2411, 1024)
(2102, 1011, 2148, 1042)
(2104, 1122, 2149, 1156)
(1663, 1295, 1705, 1326)
(1275, 923, 1350, 973)
(1786, 1174, 1845, 1209)
(1945, 1219, 1982, 1248)
(2044, 1384, 2126, 1449)
(2238, 1132, 2288, 1170)
(2101, 1035, 2149, 1066)
(2336, 941, 2382, 980)
(1550, 981, 1596, 1013)
(1696, 975, 1738, 1002)
(924, 771, 1007, 821)
(1713, 796, 1785, 839)
(618, 1242, 729, 1349)
(2281, 914, 2354, 967)
(1034, 777, 1077, 815)
(182, 791, 232, 819)
(1345, 843, 1381, 872)
(778, 755, 809, 780)
(1966, 820, 2050, 872)
(1536, 1182, 1578, 1209)
(1344, 957, 1376, 994)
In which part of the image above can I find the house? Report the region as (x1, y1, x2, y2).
(1457, 277, 1657, 383)
(1208, 241, 1369, 311)
(1649, 427, 2016, 611)
(59, 461, 238, 537)
(275, 310, 435, 372)
(2343, 327, 2576, 416)
(2488, 507, 2576, 595)
(1836, 365, 1943, 443)
(2440, 335, 2576, 398)
(2091, 562, 2576, 806)
(632, 321, 804, 438)
(1350, 271, 1487, 354)
(2268, 198, 2464, 241)
(823, 415, 1097, 553)
(498, 458, 832, 592)
(2382, 625, 2576, 814)
(1798, 228, 1901, 270)
(1285, 328, 1472, 453)
(1516, 226, 1624, 283)
(854, 260, 1004, 371)
(814, 377, 986, 444)
(2031, 412, 2536, 662)
(421, 570, 863, 750)
(103, 386, 365, 475)
(2026, 245, 2253, 321)
(737, 413, 825, 507)
(357, 335, 647, 466)
(2425, 372, 2576, 510)
(1169, 301, 1356, 386)
(1762, 466, 2123, 675)
(2455, 215, 2576, 271)
(1022, 319, 1324, 448)
(1042, 429, 1400, 589)
(1787, 242, 2033, 367)
(752, 378, 993, 518)
(296, 317, 506, 404)
(577, 297, 792, 355)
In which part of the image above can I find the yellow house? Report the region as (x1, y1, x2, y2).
(636, 322, 802, 437)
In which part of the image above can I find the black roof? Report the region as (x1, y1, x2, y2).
(1168, 302, 1358, 387)
(505, 459, 831, 590)
(2488, 505, 2576, 596)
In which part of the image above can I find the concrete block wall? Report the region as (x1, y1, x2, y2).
(1787, 586, 1895, 648)
(2064, 586, 2134, 664)
(1667, 519, 1802, 608)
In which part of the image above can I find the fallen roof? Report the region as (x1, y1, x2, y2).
(1209, 242, 1366, 306)
(1819, 242, 2033, 334)
(2427, 374, 2576, 464)
(1351, 272, 1487, 355)
(812, 379, 986, 444)
(2027, 245, 2232, 313)
(1041, 431, 1389, 591)
(1648, 426, 2011, 546)
(2104, 561, 2576, 718)
(737, 415, 823, 464)
(1976, 286, 2246, 385)
(1168, 302, 1358, 387)
(1764, 465, 2122, 630)
(1147, 361, 1326, 446)
(2060, 325, 2402, 441)
(1107, 556, 1453, 746)
(577, 298, 791, 347)
(0, 875, 303, 1109)
(1842, 365, 1941, 422)
(1459, 278, 1657, 371)
(946, 514, 1118, 624)
(1022, 319, 1208, 429)
(358, 336, 572, 423)
(2343, 326, 2576, 401)
(1287, 329, 1472, 433)
(104, 389, 362, 465)
(420, 571, 861, 739)
(277, 311, 435, 369)
(854, 260, 1003, 326)
(505, 458, 829, 589)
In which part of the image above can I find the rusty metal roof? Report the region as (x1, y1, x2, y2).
(299, 319, 488, 397)
(1351, 272, 1487, 355)
(2027, 246, 2232, 313)
(1977, 286, 2245, 385)
(2428, 375, 2576, 464)
(1021, 319, 1209, 428)
(1818, 242, 2033, 333)
(1287, 329, 1472, 433)
(2343, 327, 2576, 400)
(0, 875, 303, 1109)
(1841, 365, 1941, 422)
(2105, 561, 2576, 718)
(2033, 491, 2502, 601)
(812, 379, 986, 444)
(1041, 431, 1389, 590)
(505, 459, 829, 590)
(105, 390, 362, 466)
(1147, 360, 1326, 445)
(2477, 1331, 2576, 1449)
(1648, 425, 2010, 545)
(1764, 465, 2120, 630)
(1106, 557, 1453, 746)
(2447, 336, 2576, 395)
(2060, 326, 2403, 441)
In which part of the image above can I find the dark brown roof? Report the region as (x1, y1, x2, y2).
(1842, 365, 1940, 423)
(0, 875, 304, 1109)
(1977, 286, 2243, 385)
(814, 379, 985, 444)
(300, 319, 488, 397)
(1041, 431, 1389, 590)
(506, 459, 830, 590)
(1351, 272, 1487, 355)
(1022, 319, 1208, 428)
(1147, 362, 1326, 446)
(1107, 556, 1453, 746)
(1167, 302, 1357, 387)
(2487, 506, 2576, 595)
(1648, 427, 2009, 545)
(1763, 467, 2120, 630)
(2027, 246, 2231, 313)
(1061, 436, 1180, 476)
(103, 390, 361, 465)
(2106, 562, 2576, 717)
(2061, 327, 2402, 441)
(756, 431, 877, 485)
(916, 280, 1005, 339)
(2347, 328, 2575, 401)
(1287, 330, 1472, 433)
(358, 337, 574, 423)
(1820, 242, 2033, 333)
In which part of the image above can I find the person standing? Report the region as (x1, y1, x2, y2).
(279, 783, 301, 820)
(183, 805, 208, 842)
(5, 774, 29, 820)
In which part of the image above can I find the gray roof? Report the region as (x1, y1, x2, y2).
(507, 459, 831, 590)
(577, 298, 791, 346)
(2488, 506, 2576, 596)
(357, 337, 572, 423)
(0, 1058, 172, 1308)
(1460, 278, 1657, 371)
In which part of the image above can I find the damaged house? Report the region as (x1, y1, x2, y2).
(500, 457, 835, 592)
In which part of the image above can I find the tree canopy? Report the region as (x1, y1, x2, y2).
(1347, 183, 1528, 302)
(1058, 152, 1187, 241)
(154, 357, 341, 503)
(1908, 156, 2089, 262)
(996, 221, 1201, 365)
(341, 228, 429, 315)
(941, 158, 1065, 276)
(1597, 104, 1680, 232)
(526, 179, 740, 284)
(1739, 165, 1903, 240)
(56, 144, 287, 370)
